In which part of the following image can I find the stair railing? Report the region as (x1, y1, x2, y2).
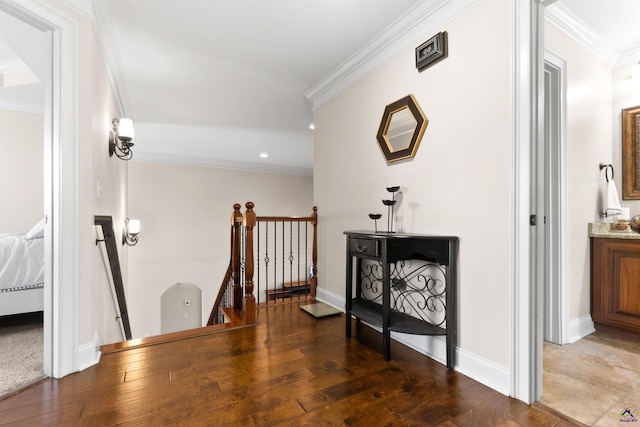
(95, 215, 132, 340)
(256, 206, 318, 305)
(207, 203, 317, 325)
(207, 203, 244, 325)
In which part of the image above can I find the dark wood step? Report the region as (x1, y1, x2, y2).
(265, 282, 310, 300)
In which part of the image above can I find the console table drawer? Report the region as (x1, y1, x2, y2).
(349, 238, 380, 257)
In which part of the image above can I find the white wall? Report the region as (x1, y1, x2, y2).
(127, 161, 313, 338)
(544, 22, 613, 332)
(0, 109, 43, 233)
(314, 0, 513, 387)
(613, 61, 640, 216)
(42, 0, 128, 349)
(86, 28, 129, 346)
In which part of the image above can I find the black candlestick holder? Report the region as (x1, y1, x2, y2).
(368, 213, 382, 232)
(386, 186, 400, 196)
(383, 186, 400, 233)
(382, 199, 397, 233)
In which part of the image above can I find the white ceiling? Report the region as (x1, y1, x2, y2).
(2, 0, 640, 175)
(93, 0, 424, 175)
(545, 0, 640, 65)
(562, 0, 640, 56)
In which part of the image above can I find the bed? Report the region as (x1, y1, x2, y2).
(0, 219, 45, 316)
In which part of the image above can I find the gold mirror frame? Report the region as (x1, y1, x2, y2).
(376, 94, 428, 163)
(622, 105, 640, 199)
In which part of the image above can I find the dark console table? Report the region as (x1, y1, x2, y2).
(344, 231, 458, 369)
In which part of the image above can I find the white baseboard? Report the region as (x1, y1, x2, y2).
(568, 315, 596, 344)
(454, 345, 511, 395)
(78, 331, 102, 371)
(315, 287, 345, 312)
(315, 287, 511, 396)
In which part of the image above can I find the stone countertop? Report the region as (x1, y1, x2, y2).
(589, 223, 640, 239)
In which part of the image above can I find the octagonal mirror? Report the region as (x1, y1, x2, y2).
(376, 94, 428, 163)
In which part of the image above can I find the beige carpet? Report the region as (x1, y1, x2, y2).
(0, 312, 44, 397)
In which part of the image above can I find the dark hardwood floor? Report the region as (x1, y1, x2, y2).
(0, 302, 583, 426)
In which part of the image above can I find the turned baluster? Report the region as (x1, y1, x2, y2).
(310, 206, 318, 298)
(243, 202, 257, 324)
(231, 203, 243, 312)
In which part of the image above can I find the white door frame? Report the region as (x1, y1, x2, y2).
(543, 51, 568, 345)
(0, 0, 79, 378)
(512, 0, 544, 404)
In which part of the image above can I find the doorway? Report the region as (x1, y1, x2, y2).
(526, 49, 567, 404)
(541, 52, 567, 346)
(0, 0, 79, 379)
(537, 41, 638, 426)
(0, 6, 47, 387)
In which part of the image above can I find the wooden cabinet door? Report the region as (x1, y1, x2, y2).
(592, 238, 640, 332)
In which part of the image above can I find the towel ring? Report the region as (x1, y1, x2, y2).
(599, 163, 614, 182)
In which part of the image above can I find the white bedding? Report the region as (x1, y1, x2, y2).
(0, 233, 44, 292)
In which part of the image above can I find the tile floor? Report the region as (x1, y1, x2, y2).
(541, 327, 640, 426)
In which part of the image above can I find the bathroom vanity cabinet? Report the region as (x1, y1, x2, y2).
(344, 231, 458, 369)
(591, 236, 640, 333)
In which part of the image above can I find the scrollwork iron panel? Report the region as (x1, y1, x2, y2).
(360, 259, 447, 327)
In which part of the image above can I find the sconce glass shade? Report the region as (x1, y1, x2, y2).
(127, 218, 140, 235)
(118, 118, 134, 141)
(123, 218, 140, 246)
(109, 117, 135, 160)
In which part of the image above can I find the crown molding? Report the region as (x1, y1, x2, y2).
(0, 100, 44, 113)
(133, 155, 313, 177)
(58, 0, 93, 20)
(616, 46, 640, 67)
(90, 1, 129, 117)
(43, 0, 129, 116)
(544, 3, 617, 66)
(305, 0, 481, 110)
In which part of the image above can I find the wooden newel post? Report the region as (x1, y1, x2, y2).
(243, 201, 257, 324)
(310, 206, 318, 298)
(231, 203, 243, 312)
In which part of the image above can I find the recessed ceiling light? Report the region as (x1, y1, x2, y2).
(309, 123, 315, 130)
(260, 152, 268, 158)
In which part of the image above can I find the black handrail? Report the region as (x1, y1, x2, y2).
(94, 215, 132, 340)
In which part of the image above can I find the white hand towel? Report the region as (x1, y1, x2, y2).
(606, 179, 623, 217)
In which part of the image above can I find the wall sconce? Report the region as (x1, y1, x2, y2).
(109, 118, 135, 160)
(123, 218, 140, 246)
